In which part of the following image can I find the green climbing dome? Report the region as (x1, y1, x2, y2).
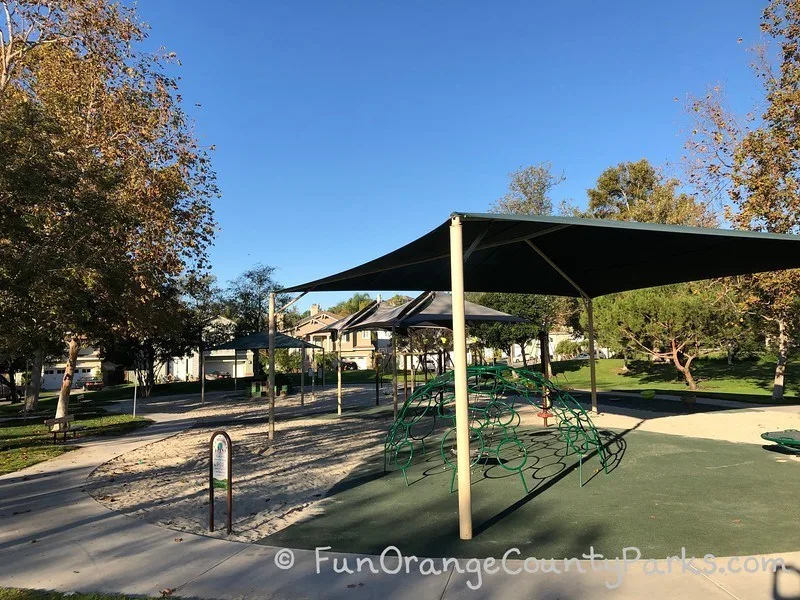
(384, 364, 609, 492)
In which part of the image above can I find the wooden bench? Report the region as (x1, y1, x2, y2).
(44, 415, 88, 443)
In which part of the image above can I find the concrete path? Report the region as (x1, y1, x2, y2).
(1, 394, 800, 599)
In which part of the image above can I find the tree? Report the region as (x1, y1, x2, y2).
(490, 163, 564, 216)
(685, 0, 800, 399)
(592, 283, 737, 390)
(485, 163, 566, 375)
(102, 285, 196, 397)
(329, 293, 372, 316)
(0, 3, 217, 417)
(183, 275, 230, 400)
(224, 265, 283, 334)
(576, 159, 715, 226)
(470, 293, 567, 373)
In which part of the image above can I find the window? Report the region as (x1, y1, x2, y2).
(44, 370, 54, 375)
(57, 369, 65, 374)
(361, 331, 370, 340)
(82, 368, 91, 373)
(344, 334, 350, 342)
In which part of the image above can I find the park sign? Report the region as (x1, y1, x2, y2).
(211, 433, 229, 489)
(209, 430, 233, 534)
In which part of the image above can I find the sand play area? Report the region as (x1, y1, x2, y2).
(87, 387, 393, 542)
(86, 386, 800, 544)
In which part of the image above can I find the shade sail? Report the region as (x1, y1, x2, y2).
(210, 331, 322, 351)
(283, 213, 800, 298)
(340, 291, 526, 332)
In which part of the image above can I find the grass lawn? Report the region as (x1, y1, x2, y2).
(0, 590, 156, 600)
(551, 357, 800, 403)
(307, 357, 800, 404)
(0, 414, 151, 475)
(261, 427, 800, 559)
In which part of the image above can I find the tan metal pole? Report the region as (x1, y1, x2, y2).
(450, 215, 473, 540)
(337, 336, 342, 416)
(392, 326, 398, 420)
(300, 347, 305, 407)
(268, 292, 276, 440)
(586, 297, 598, 414)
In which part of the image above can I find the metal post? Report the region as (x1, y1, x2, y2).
(311, 347, 316, 401)
(268, 292, 276, 440)
(375, 348, 380, 406)
(392, 327, 398, 419)
(403, 354, 408, 404)
(200, 348, 205, 405)
(322, 349, 326, 387)
(337, 336, 342, 416)
(233, 349, 238, 392)
(132, 381, 137, 417)
(300, 348, 305, 407)
(450, 216, 473, 540)
(586, 297, 598, 414)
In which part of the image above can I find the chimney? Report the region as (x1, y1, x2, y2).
(310, 303, 320, 316)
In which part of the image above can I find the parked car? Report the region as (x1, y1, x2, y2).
(82, 377, 104, 391)
(341, 360, 358, 371)
(206, 370, 231, 380)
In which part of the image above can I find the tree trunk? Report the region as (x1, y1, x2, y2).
(670, 343, 697, 391)
(55, 336, 81, 419)
(539, 329, 553, 379)
(520, 343, 527, 368)
(26, 349, 44, 412)
(727, 345, 734, 365)
(772, 318, 789, 400)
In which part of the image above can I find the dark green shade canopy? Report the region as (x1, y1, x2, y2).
(210, 331, 322, 351)
(284, 213, 800, 298)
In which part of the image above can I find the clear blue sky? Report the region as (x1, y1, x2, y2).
(140, 0, 764, 311)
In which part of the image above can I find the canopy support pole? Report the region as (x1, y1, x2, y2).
(300, 348, 305, 407)
(233, 348, 237, 392)
(450, 215, 472, 540)
(585, 297, 598, 414)
(268, 292, 276, 440)
(311, 347, 316, 401)
(525, 239, 598, 414)
(337, 337, 342, 416)
(392, 326, 398, 420)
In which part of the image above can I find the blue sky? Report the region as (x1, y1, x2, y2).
(140, 0, 764, 311)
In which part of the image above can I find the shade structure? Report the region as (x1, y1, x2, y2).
(333, 291, 527, 333)
(210, 331, 322, 351)
(283, 213, 800, 297)
(279, 212, 800, 543)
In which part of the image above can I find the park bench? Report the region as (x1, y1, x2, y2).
(44, 415, 87, 443)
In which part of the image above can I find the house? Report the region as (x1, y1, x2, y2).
(283, 304, 391, 370)
(40, 347, 124, 391)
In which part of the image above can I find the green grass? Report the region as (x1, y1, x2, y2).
(0, 414, 151, 475)
(262, 427, 800, 559)
(551, 357, 800, 403)
(0, 590, 157, 600)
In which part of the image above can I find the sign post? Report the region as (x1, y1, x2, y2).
(209, 430, 233, 534)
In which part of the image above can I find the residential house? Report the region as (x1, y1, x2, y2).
(283, 304, 391, 370)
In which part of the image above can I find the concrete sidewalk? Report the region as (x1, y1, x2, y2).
(1, 396, 799, 599)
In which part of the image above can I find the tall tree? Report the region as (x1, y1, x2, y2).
(224, 265, 283, 334)
(592, 283, 738, 391)
(574, 159, 715, 226)
(0, 3, 217, 416)
(329, 293, 372, 316)
(490, 163, 564, 215)
(486, 163, 566, 375)
(685, 0, 800, 399)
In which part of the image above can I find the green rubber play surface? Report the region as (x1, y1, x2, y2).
(259, 427, 800, 559)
